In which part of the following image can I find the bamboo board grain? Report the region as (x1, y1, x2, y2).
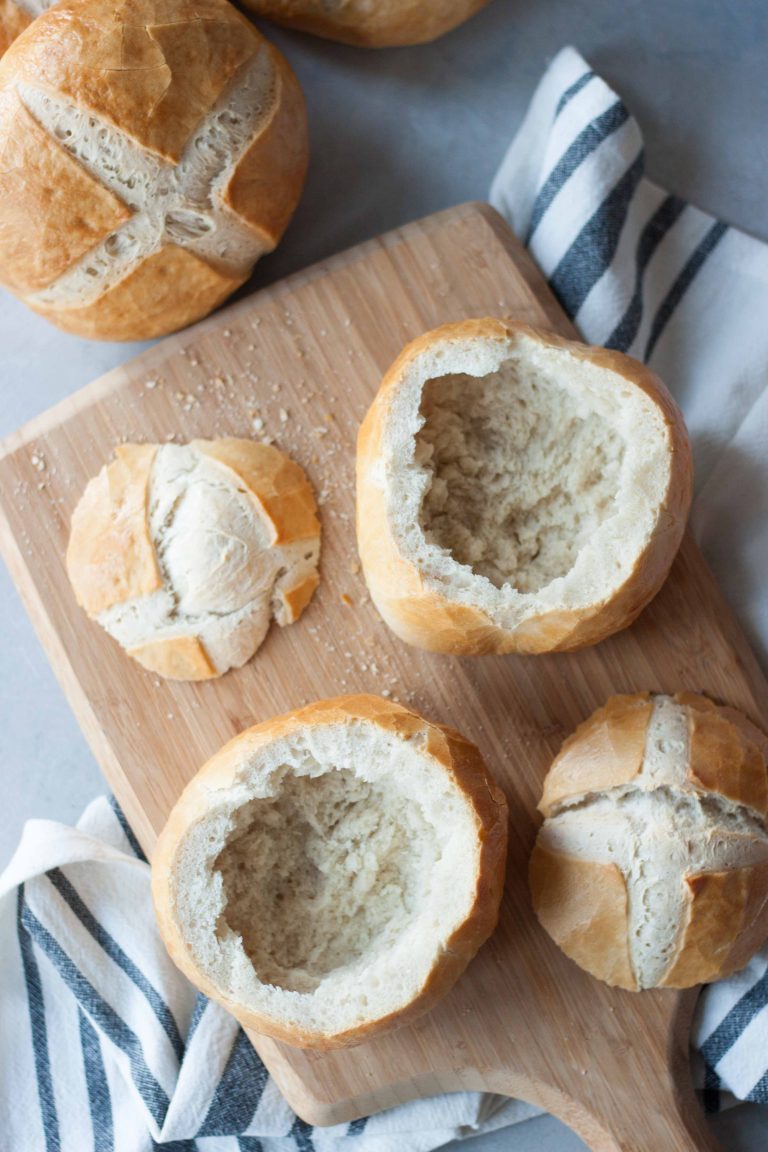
(1, 202, 766, 1152)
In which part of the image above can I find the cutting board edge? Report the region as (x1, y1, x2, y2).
(0, 495, 161, 855)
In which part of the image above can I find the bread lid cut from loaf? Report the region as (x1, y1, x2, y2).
(356, 319, 692, 655)
(151, 695, 508, 1048)
(531, 693, 768, 990)
(66, 437, 321, 680)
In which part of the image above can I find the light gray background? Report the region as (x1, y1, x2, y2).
(1, 0, 767, 1147)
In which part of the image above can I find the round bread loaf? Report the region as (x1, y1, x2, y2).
(530, 692, 768, 990)
(151, 694, 508, 1048)
(66, 438, 321, 680)
(241, 0, 489, 47)
(356, 318, 693, 655)
(0, 0, 307, 340)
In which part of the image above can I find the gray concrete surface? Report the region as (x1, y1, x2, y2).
(1, 0, 767, 1147)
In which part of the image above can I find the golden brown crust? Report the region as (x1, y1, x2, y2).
(221, 45, 308, 248)
(0, 89, 130, 295)
(689, 704, 768, 816)
(241, 0, 489, 47)
(279, 571, 320, 623)
(195, 438, 321, 546)
(0, 0, 307, 339)
(1, 0, 258, 163)
(152, 694, 508, 1048)
(529, 841, 636, 990)
(30, 244, 245, 343)
(66, 443, 160, 616)
(538, 694, 652, 817)
(128, 635, 217, 681)
(0, 0, 30, 58)
(356, 319, 693, 656)
(661, 862, 768, 988)
(675, 692, 768, 816)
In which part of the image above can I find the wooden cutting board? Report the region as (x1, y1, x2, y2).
(0, 202, 764, 1152)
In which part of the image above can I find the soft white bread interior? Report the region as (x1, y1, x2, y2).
(240, 0, 489, 47)
(530, 692, 768, 990)
(66, 438, 320, 680)
(151, 695, 508, 1048)
(0, 0, 307, 340)
(356, 319, 692, 655)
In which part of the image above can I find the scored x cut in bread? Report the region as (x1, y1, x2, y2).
(151, 695, 509, 1048)
(242, 0, 490, 47)
(530, 692, 768, 990)
(0, 0, 307, 340)
(356, 318, 693, 655)
(66, 438, 321, 680)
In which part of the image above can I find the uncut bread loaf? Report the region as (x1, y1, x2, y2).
(530, 692, 768, 990)
(66, 438, 321, 680)
(151, 695, 509, 1048)
(356, 318, 693, 655)
(241, 0, 489, 47)
(0, 0, 307, 340)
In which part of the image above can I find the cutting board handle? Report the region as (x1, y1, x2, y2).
(552, 1075, 722, 1152)
(488, 1005, 722, 1152)
(474, 991, 721, 1152)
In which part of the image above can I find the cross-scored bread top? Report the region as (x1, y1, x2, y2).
(531, 693, 768, 990)
(66, 438, 322, 680)
(0, 0, 308, 339)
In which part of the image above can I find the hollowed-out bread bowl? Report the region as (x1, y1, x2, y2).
(356, 319, 692, 655)
(152, 695, 508, 1048)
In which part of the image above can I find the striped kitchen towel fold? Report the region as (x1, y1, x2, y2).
(3, 43, 768, 1152)
(491, 46, 768, 667)
(0, 797, 538, 1151)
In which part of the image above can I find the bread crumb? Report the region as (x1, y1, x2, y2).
(340, 593, 353, 606)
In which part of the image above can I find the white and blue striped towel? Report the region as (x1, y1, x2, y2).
(3, 43, 768, 1152)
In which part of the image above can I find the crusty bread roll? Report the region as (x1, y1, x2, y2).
(530, 692, 768, 990)
(241, 0, 489, 47)
(66, 438, 321, 680)
(151, 695, 508, 1048)
(0, 0, 307, 340)
(356, 319, 692, 655)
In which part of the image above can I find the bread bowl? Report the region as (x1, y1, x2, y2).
(530, 692, 768, 990)
(241, 0, 489, 48)
(356, 319, 692, 655)
(0, 0, 307, 340)
(151, 695, 508, 1048)
(66, 438, 321, 680)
